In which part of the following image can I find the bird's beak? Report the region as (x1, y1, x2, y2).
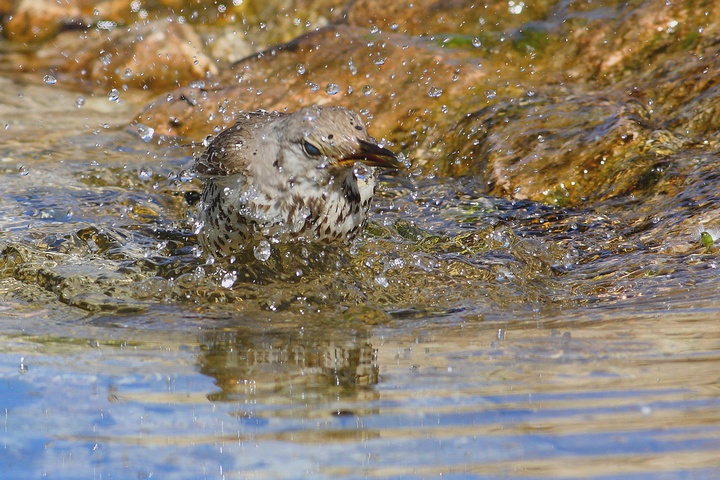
(337, 139, 403, 170)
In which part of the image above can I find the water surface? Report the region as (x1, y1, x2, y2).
(2, 72, 720, 479)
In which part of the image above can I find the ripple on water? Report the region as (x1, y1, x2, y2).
(2, 159, 719, 317)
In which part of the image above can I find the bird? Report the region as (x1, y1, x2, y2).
(193, 105, 402, 259)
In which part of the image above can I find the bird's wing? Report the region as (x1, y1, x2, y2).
(193, 110, 287, 177)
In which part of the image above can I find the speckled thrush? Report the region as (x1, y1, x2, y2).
(194, 105, 401, 258)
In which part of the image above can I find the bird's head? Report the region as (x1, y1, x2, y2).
(273, 105, 402, 180)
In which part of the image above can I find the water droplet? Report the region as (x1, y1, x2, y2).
(296, 63, 306, 75)
(108, 88, 120, 102)
(19, 356, 28, 372)
(472, 37, 482, 48)
(396, 152, 409, 168)
(100, 53, 112, 66)
(97, 20, 117, 30)
(43, 75, 57, 85)
(485, 89, 497, 99)
(348, 60, 358, 76)
(254, 239, 272, 262)
(374, 275, 389, 288)
(325, 83, 340, 95)
(411, 253, 438, 272)
(508, 0, 525, 14)
(75, 96, 86, 108)
(353, 164, 371, 181)
(307, 82, 319, 92)
(136, 123, 154, 142)
(138, 167, 153, 181)
(191, 246, 204, 259)
(18, 165, 30, 176)
(178, 169, 194, 182)
(389, 257, 406, 269)
(373, 57, 386, 65)
(369, 24, 379, 34)
(428, 86, 443, 98)
(362, 85, 373, 96)
(221, 270, 237, 288)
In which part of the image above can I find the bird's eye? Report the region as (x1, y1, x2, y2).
(302, 140, 321, 156)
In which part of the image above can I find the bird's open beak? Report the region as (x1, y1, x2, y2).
(338, 139, 403, 170)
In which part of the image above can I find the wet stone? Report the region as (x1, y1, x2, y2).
(35, 19, 217, 90)
(130, 1, 720, 207)
(136, 24, 488, 148)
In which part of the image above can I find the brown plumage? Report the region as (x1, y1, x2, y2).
(193, 105, 401, 258)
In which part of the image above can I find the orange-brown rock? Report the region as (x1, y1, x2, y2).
(136, 24, 490, 146)
(344, 0, 551, 37)
(430, 93, 690, 205)
(2, 0, 133, 43)
(38, 19, 217, 90)
(0, 0, 13, 16)
(122, 0, 720, 208)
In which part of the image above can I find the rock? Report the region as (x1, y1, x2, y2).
(0, 243, 149, 313)
(38, 18, 217, 90)
(639, 40, 720, 140)
(135, 24, 489, 144)
(126, 0, 720, 208)
(3, 0, 79, 43)
(344, 0, 552, 37)
(0, 0, 14, 16)
(200, 0, 344, 49)
(2, 0, 133, 43)
(429, 93, 691, 204)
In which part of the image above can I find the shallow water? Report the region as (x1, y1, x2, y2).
(2, 75, 720, 479)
